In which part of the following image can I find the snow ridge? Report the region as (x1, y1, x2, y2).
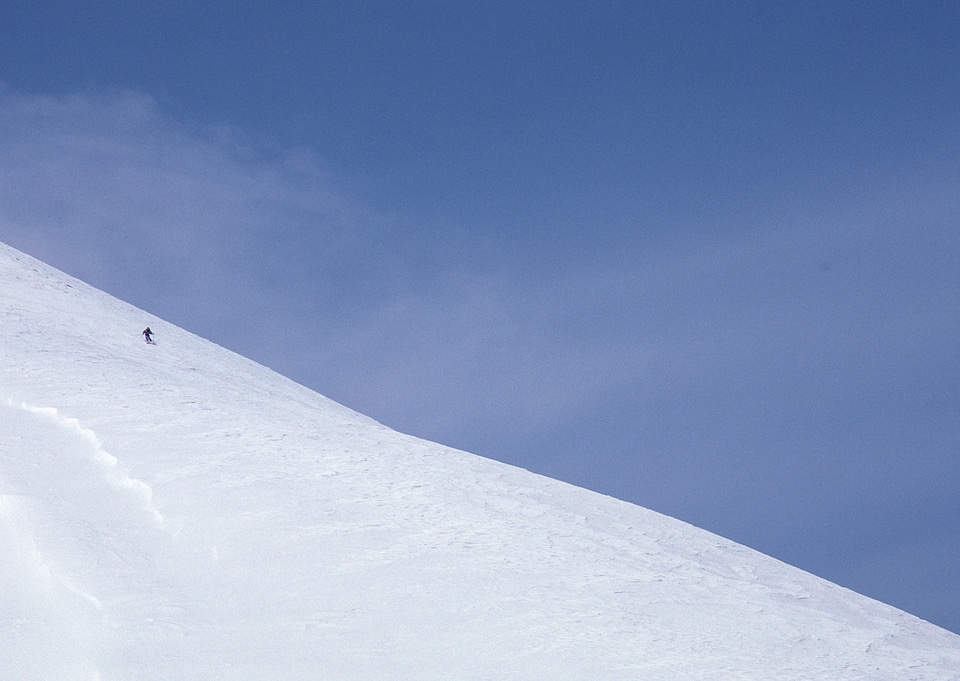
(6, 400, 165, 529)
(2, 241, 960, 680)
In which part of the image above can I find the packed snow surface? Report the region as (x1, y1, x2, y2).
(1, 241, 959, 680)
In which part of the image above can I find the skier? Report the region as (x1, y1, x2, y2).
(142, 327, 154, 344)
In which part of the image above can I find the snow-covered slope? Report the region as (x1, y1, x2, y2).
(1, 241, 958, 680)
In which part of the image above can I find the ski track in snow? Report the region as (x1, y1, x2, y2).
(0, 493, 104, 611)
(0, 491, 105, 680)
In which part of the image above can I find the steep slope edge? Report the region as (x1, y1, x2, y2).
(1, 241, 959, 680)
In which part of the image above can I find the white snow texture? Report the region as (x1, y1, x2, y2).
(1, 241, 958, 680)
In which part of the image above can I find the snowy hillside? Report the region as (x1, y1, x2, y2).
(1, 241, 959, 680)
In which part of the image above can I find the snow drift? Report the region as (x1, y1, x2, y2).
(1, 241, 959, 680)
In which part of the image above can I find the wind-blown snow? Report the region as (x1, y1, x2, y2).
(1, 240, 959, 680)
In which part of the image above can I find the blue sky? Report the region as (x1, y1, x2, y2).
(1, 2, 958, 633)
